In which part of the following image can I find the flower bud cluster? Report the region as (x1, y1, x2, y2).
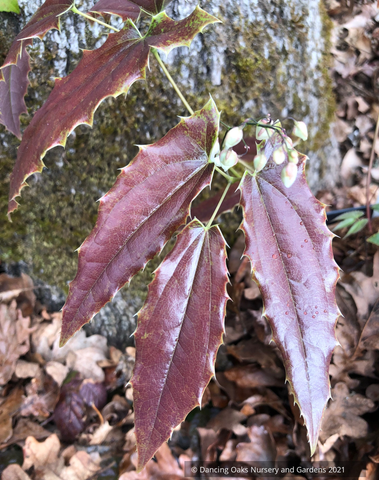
(209, 125, 244, 172)
(251, 117, 308, 188)
(209, 117, 308, 186)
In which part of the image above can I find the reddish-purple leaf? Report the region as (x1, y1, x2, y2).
(239, 146, 340, 455)
(7, 6, 219, 215)
(2, 0, 72, 68)
(0, 0, 72, 137)
(131, 219, 229, 471)
(59, 98, 219, 346)
(0, 43, 31, 139)
(90, 0, 172, 21)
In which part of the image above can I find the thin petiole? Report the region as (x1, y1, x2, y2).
(71, 5, 120, 32)
(206, 182, 232, 230)
(152, 48, 194, 116)
(239, 159, 255, 173)
(215, 166, 238, 182)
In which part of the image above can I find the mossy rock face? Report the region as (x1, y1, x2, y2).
(0, 0, 338, 346)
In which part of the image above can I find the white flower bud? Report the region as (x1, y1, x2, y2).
(288, 149, 299, 164)
(223, 126, 244, 149)
(281, 162, 297, 188)
(219, 148, 239, 171)
(253, 152, 268, 172)
(293, 120, 308, 141)
(209, 139, 220, 164)
(256, 125, 269, 141)
(273, 147, 286, 165)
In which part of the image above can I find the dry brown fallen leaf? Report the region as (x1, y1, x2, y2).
(2, 464, 31, 480)
(339, 251, 379, 320)
(224, 364, 284, 388)
(0, 302, 35, 385)
(0, 273, 36, 317)
(320, 382, 375, 442)
(340, 148, 362, 181)
(206, 407, 247, 436)
(120, 442, 183, 479)
(20, 434, 101, 480)
(0, 386, 24, 444)
(5, 418, 50, 447)
(236, 424, 277, 462)
(20, 372, 60, 418)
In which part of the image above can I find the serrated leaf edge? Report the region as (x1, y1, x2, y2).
(237, 159, 341, 455)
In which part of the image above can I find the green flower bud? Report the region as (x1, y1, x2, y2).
(224, 126, 244, 149)
(288, 149, 299, 164)
(253, 152, 268, 172)
(281, 162, 297, 188)
(293, 120, 308, 141)
(220, 148, 239, 171)
(273, 147, 286, 165)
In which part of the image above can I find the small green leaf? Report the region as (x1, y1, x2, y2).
(333, 218, 358, 231)
(333, 210, 364, 222)
(371, 204, 379, 212)
(367, 232, 379, 246)
(344, 218, 368, 238)
(0, 0, 20, 13)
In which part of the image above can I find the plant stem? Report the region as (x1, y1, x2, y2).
(71, 5, 120, 32)
(215, 166, 238, 182)
(206, 182, 232, 230)
(366, 115, 379, 233)
(239, 159, 255, 173)
(152, 48, 194, 115)
(230, 167, 241, 178)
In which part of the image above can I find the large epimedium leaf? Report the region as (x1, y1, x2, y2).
(59, 98, 219, 346)
(239, 150, 340, 455)
(0, 43, 30, 139)
(131, 219, 228, 471)
(0, 0, 73, 137)
(90, 0, 172, 21)
(2, 0, 73, 68)
(7, 6, 219, 216)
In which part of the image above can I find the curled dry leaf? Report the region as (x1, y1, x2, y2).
(20, 372, 60, 418)
(206, 408, 247, 436)
(2, 465, 31, 480)
(236, 425, 277, 462)
(0, 387, 24, 444)
(0, 273, 36, 316)
(22, 433, 62, 471)
(0, 303, 35, 385)
(320, 382, 375, 442)
(224, 365, 284, 389)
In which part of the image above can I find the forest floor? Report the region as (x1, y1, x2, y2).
(1, 1, 379, 479)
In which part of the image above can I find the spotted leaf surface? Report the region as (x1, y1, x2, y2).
(239, 148, 339, 455)
(0, 43, 30, 139)
(131, 219, 228, 471)
(90, 0, 172, 21)
(59, 98, 219, 346)
(8, 6, 218, 215)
